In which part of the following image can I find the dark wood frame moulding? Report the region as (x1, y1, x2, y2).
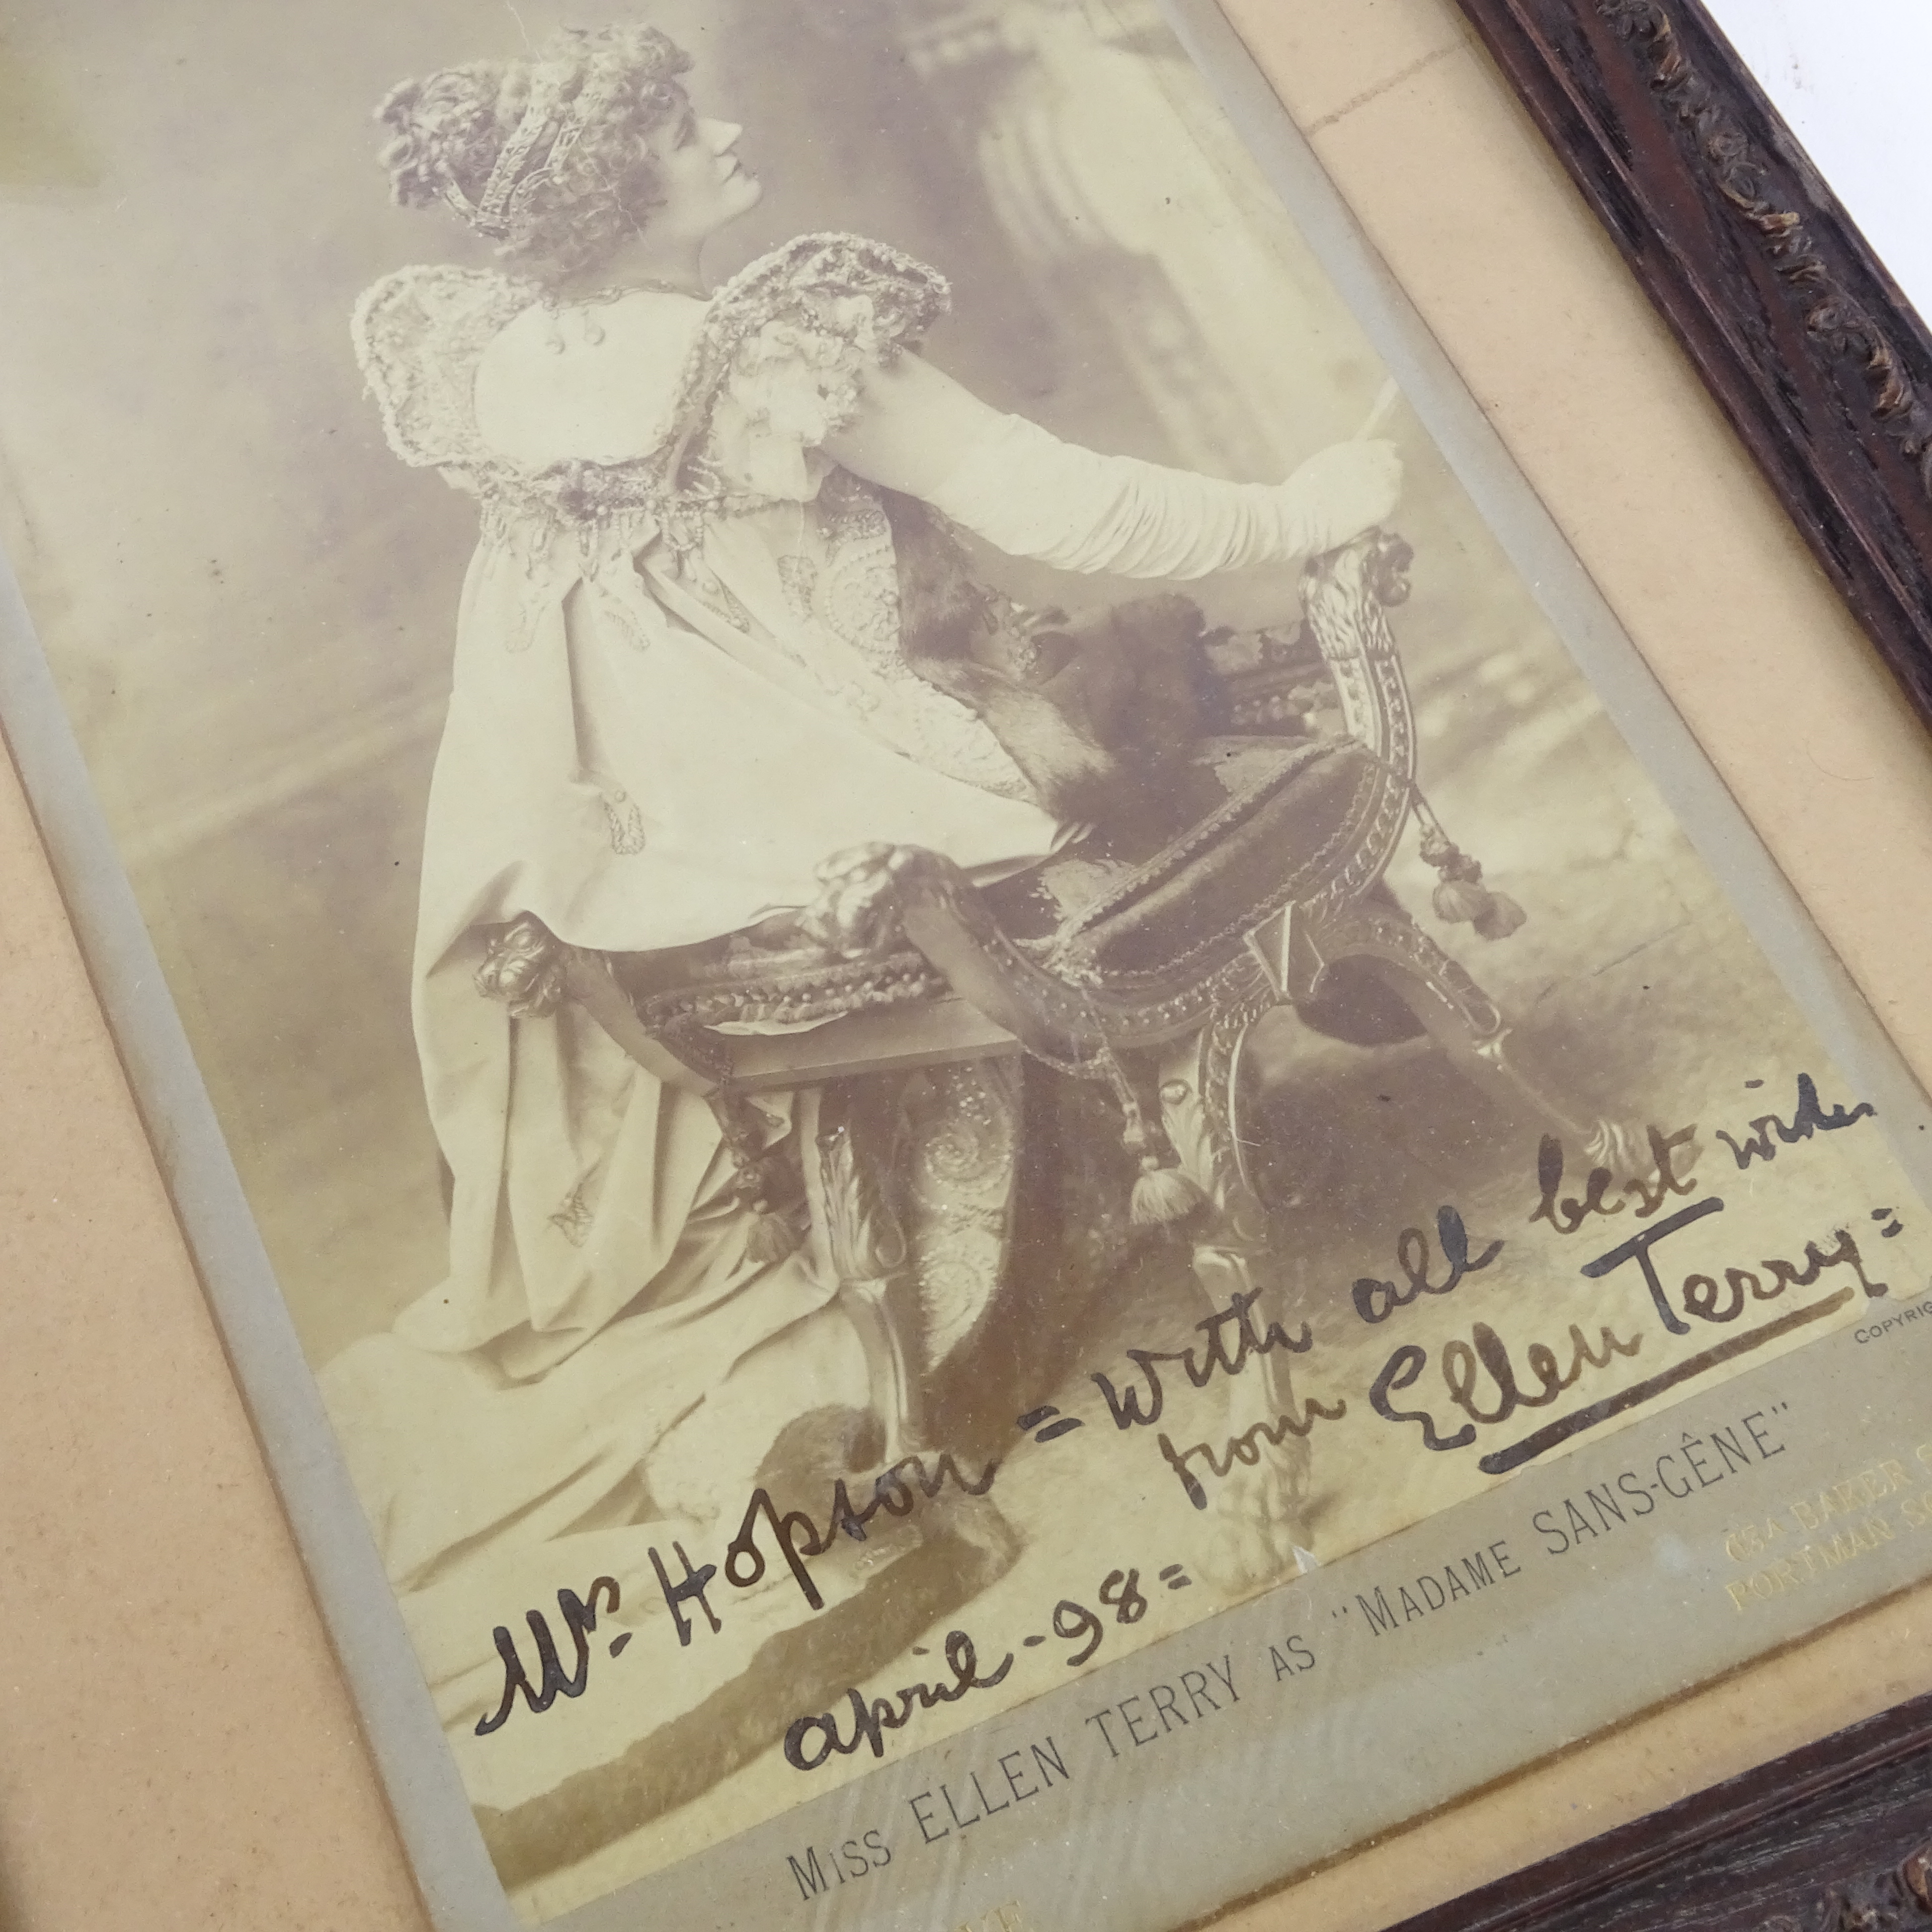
(1388, 1, 1932, 1922)
(1449, 0, 1932, 731)
(1390, 1684, 1932, 1932)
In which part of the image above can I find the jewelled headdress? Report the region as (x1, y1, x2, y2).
(382, 27, 692, 247)
(440, 74, 587, 241)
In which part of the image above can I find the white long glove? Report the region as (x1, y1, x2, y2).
(922, 412, 1404, 579)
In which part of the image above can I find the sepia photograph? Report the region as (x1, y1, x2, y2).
(4, 0, 1932, 1926)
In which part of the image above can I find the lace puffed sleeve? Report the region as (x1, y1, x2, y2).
(351, 265, 540, 488)
(684, 234, 950, 505)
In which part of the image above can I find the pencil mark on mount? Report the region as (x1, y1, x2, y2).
(1303, 40, 1461, 135)
(1713, 1072, 1876, 1169)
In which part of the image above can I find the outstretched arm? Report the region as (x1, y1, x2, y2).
(825, 352, 1402, 578)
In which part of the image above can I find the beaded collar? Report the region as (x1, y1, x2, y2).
(353, 231, 950, 553)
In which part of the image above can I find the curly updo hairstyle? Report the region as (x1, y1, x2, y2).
(376, 25, 693, 277)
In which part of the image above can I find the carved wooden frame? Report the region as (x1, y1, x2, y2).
(1449, 0, 1932, 731)
(1394, 1686, 1932, 1932)
(1406, 2, 1932, 1918)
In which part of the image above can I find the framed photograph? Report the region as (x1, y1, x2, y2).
(4, 2, 1932, 1930)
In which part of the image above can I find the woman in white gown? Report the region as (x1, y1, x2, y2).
(327, 23, 1399, 1739)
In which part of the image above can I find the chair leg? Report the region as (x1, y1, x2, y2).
(1307, 900, 1641, 1172)
(806, 1083, 923, 1465)
(1152, 1015, 1317, 1596)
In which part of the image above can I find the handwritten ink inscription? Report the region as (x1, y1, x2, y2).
(727, 1450, 998, 1615)
(1370, 1319, 1642, 1452)
(784, 1558, 1193, 1767)
(468, 1070, 1897, 1782)
(784, 1630, 1013, 1771)
(1090, 1286, 1323, 1431)
(475, 1575, 621, 1737)
(1364, 1076, 1892, 1478)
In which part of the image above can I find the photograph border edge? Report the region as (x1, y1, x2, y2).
(0, 2, 1929, 1928)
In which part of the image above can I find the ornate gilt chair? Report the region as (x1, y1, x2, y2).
(479, 529, 1620, 1588)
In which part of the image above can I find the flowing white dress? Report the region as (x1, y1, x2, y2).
(326, 233, 1377, 1742)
